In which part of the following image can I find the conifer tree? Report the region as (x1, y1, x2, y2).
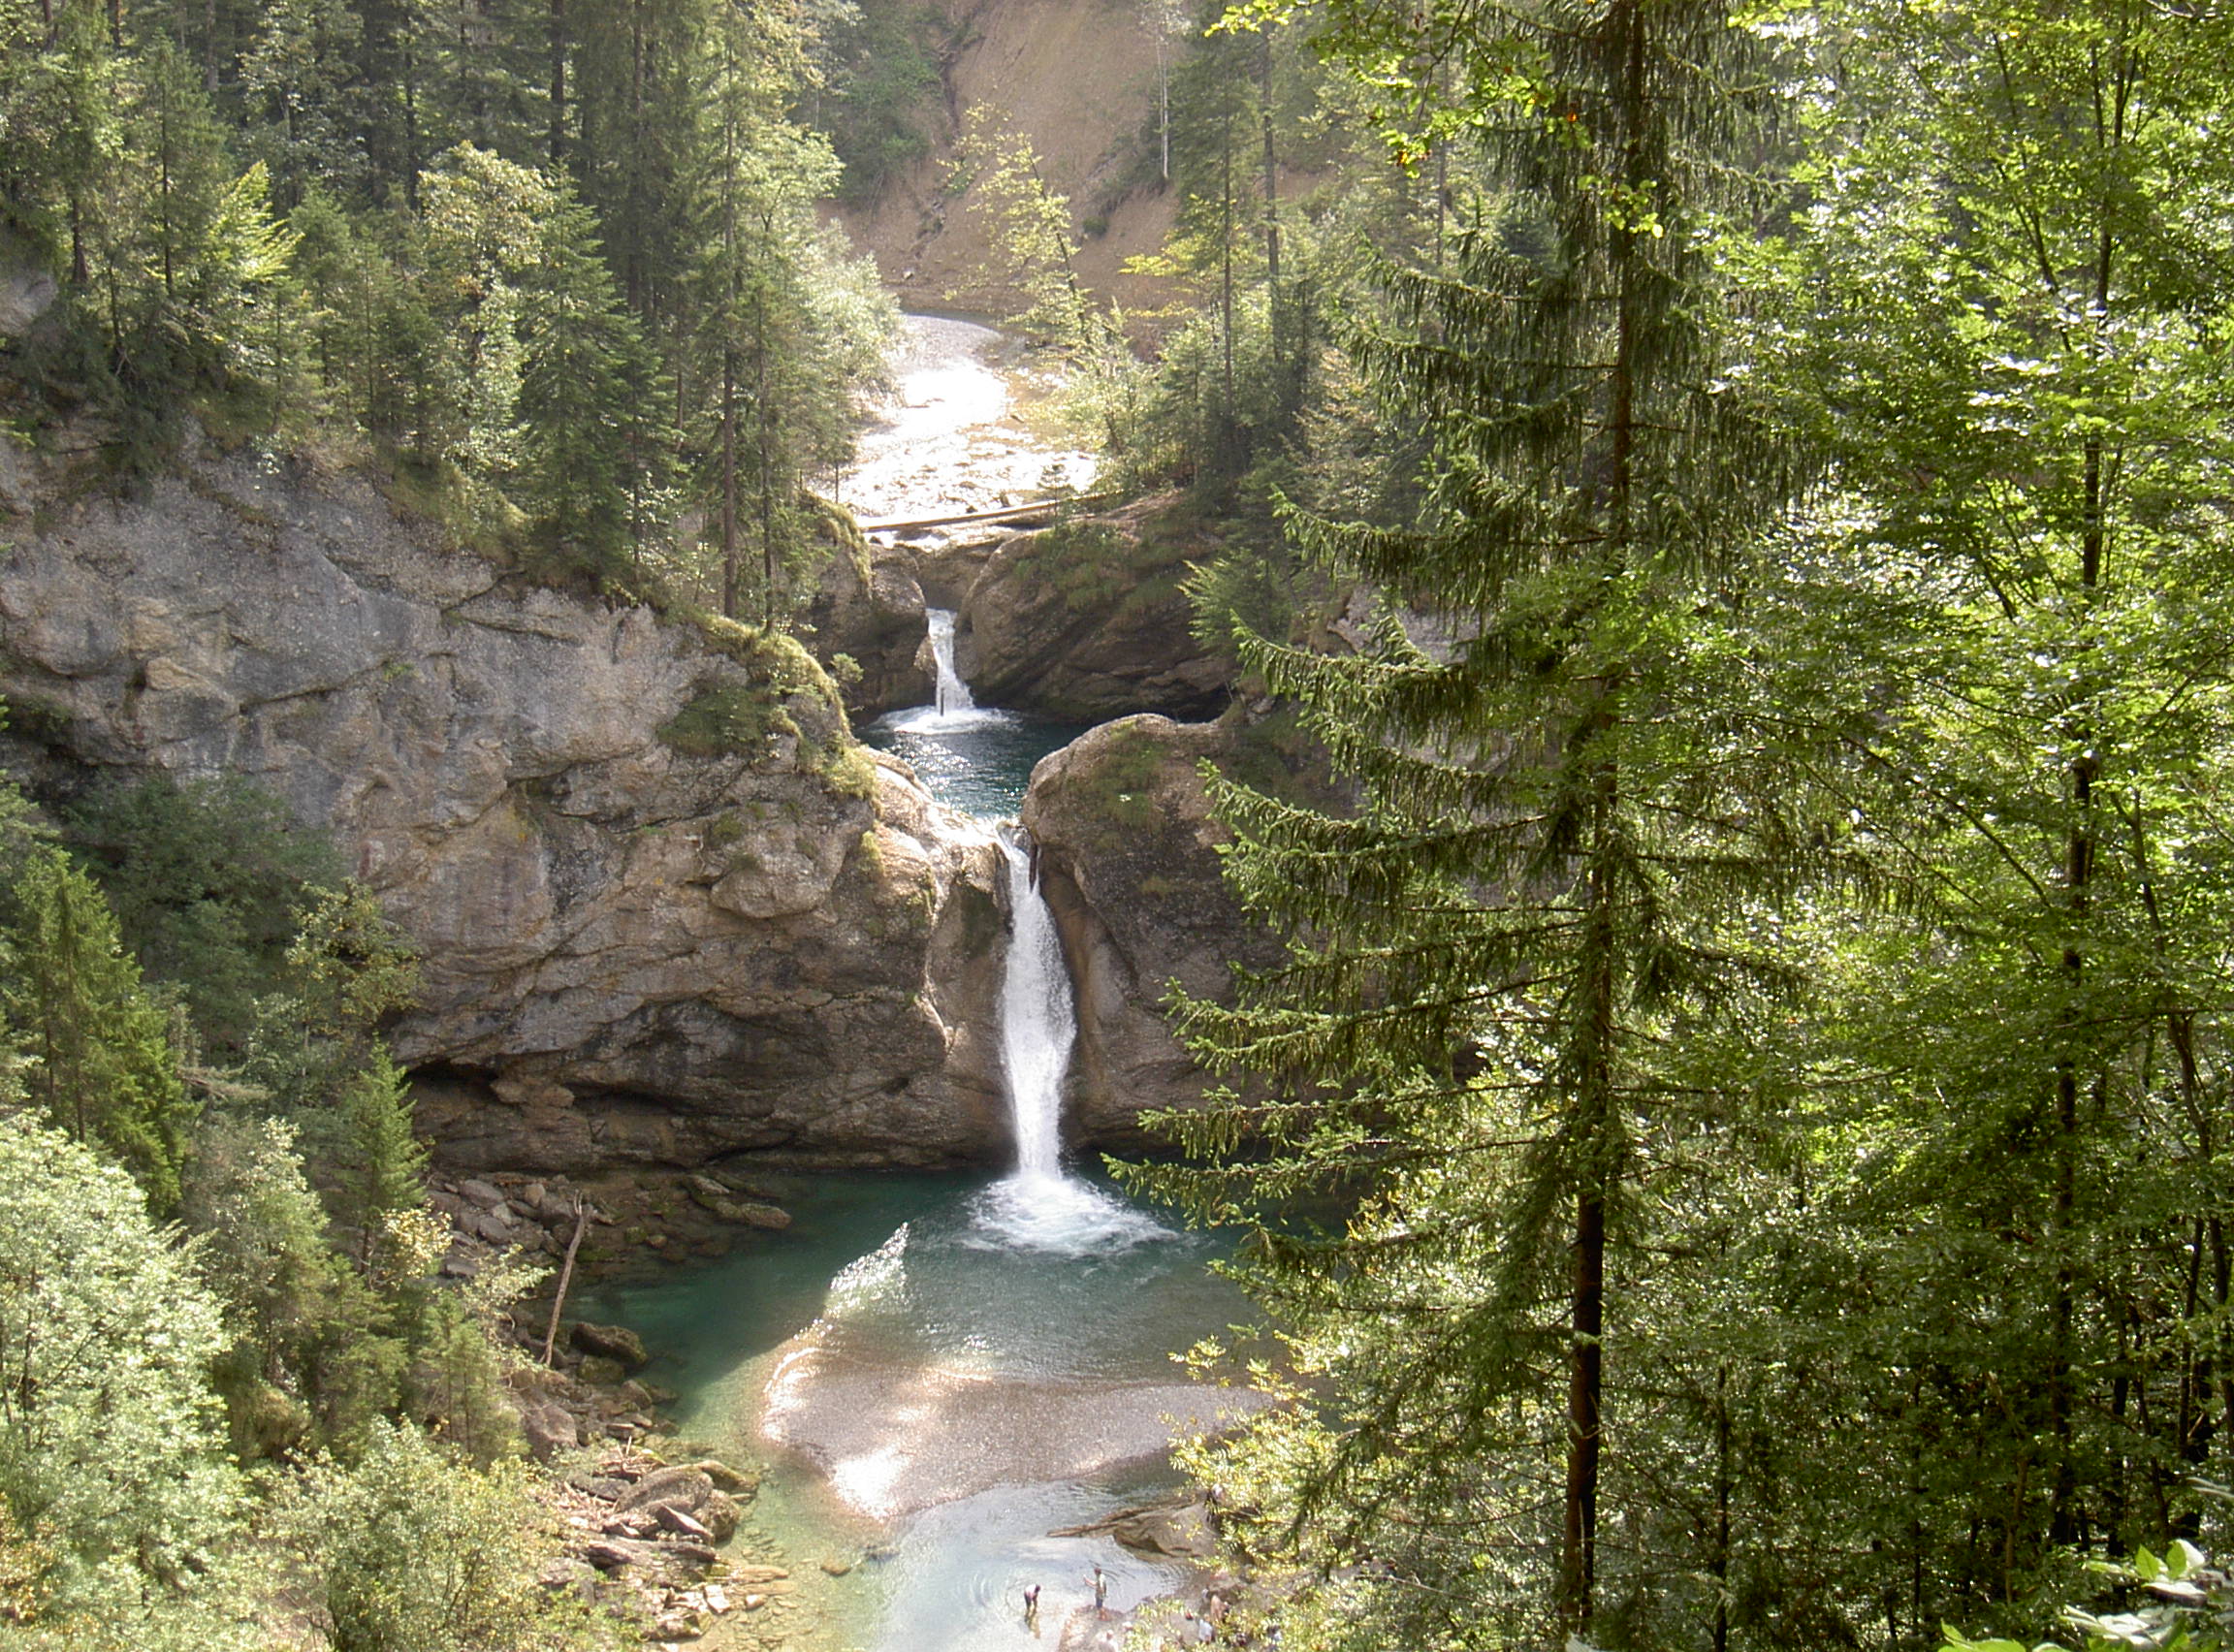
(333, 1049, 433, 1279)
(0, 848, 196, 1212)
(1140, 0, 1798, 1637)
(683, 0, 855, 622)
(517, 179, 652, 584)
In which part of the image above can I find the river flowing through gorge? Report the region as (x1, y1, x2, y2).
(580, 317, 1248, 1652)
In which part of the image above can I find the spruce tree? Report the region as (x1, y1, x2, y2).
(0, 848, 196, 1213)
(334, 1049, 432, 1280)
(517, 178, 652, 585)
(1138, 0, 1798, 1637)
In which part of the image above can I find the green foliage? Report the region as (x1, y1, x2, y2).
(516, 182, 657, 588)
(283, 880, 422, 1047)
(1945, 1535, 2233, 1652)
(948, 109, 1095, 346)
(1137, 0, 1803, 1642)
(0, 0, 896, 627)
(658, 683, 799, 759)
(0, 847, 195, 1211)
(0, 1109, 241, 1614)
(184, 1113, 401, 1459)
(278, 1420, 606, 1652)
(63, 774, 341, 1051)
(1070, 723, 1167, 841)
(815, 0, 945, 204)
(333, 1051, 435, 1284)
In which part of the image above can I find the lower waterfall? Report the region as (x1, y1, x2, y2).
(972, 830, 1167, 1255)
(996, 831, 1071, 1179)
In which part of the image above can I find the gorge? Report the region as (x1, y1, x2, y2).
(0, 309, 1262, 1650)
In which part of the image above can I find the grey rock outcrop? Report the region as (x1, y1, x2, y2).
(0, 226, 57, 337)
(0, 447, 1008, 1170)
(802, 524, 933, 717)
(1019, 715, 1286, 1147)
(956, 498, 1229, 721)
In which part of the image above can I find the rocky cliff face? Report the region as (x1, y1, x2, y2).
(0, 446, 1008, 1172)
(1019, 715, 1285, 1149)
(803, 527, 936, 718)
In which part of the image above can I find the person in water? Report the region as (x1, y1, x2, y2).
(1093, 1565, 1108, 1611)
(1023, 1583, 1040, 1631)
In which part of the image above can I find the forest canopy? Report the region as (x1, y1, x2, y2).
(0, 0, 898, 621)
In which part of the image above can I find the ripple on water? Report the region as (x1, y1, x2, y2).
(861, 707, 1092, 822)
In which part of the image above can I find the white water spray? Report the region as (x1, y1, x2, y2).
(975, 827, 1169, 1255)
(998, 833, 1073, 1180)
(927, 609, 974, 717)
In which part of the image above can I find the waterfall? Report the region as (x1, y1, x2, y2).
(927, 608, 974, 717)
(997, 831, 1073, 1180)
(974, 828, 1168, 1255)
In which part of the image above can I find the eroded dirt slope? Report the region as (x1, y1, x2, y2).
(834, 0, 1179, 318)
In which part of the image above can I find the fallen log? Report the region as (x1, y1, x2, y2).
(853, 493, 1113, 534)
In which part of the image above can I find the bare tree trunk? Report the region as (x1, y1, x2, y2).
(541, 1198, 590, 1366)
(548, 0, 566, 162)
(720, 352, 739, 618)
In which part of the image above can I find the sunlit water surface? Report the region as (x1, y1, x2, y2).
(580, 1172, 1248, 1651)
(860, 707, 1090, 823)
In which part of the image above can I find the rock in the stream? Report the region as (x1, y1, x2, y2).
(584, 1353, 635, 1385)
(957, 497, 1229, 721)
(697, 1490, 742, 1541)
(1110, 1502, 1218, 1559)
(803, 521, 931, 717)
(521, 1401, 581, 1460)
(571, 1321, 650, 1369)
(691, 1458, 758, 1494)
(1021, 715, 1295, 1147)
(616, 1466, 715, 1518)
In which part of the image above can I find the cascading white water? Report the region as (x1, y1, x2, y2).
(927, 608, 974, 716)
(974, 827, 1169, 1255)
(997, 832, 1073, 1181)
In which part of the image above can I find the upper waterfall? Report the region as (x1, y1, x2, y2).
(927, 608, 975, 717)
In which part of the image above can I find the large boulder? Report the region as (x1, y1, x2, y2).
(0, 447, 1009, 1172)
(956, 499, 1230, 721)
(1019, 715, 1294, 1147)
(801, 516, 933, 717)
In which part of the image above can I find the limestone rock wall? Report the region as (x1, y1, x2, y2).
(953, 499, 1229, 722)
(1018, 715, 1284, 1148)
(0, 450, 1006, 1171)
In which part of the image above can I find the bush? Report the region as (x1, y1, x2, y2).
(0, 1109, 242, 1612)
(279, 1420, 610, 1652)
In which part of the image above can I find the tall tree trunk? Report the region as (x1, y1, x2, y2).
(2048, 39, 2126, 1547)
(548, 0, 565, 162)
(719, 351, 739, 619)
(1258, 32, 1280, 382)
(752, 287, 777, 630)
(1220, 104, 1234, 415)
(1560, 2, 1645, 1627)
(1563, 1180, 1605, 1627)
